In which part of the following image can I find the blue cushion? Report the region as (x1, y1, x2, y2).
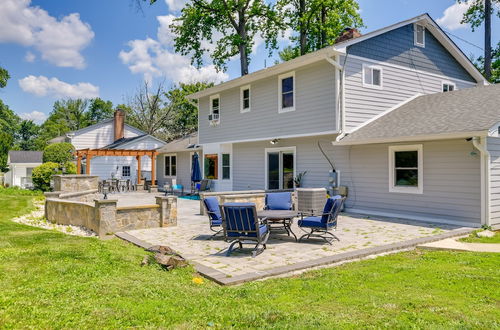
(211, 219, 222, 226)
(227, 224, 268, 237)
(321, 195, 342, 223)
(266, 192, 292, 210)
(173, 184, 183, 190)
(298, 216, 335, 228)
(195, 183, 201, 190)
(203, 197, 221, 221)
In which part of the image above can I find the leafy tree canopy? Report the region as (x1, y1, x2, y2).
(0, 132, 13, 172)
(43, 142, 75, 165)
(88, 98, 114, 124)
(32, 161, 76, 192)
(0, 66, 10, 89)
(472, 41, 500, 83)
(16, 120, 40, 151)
(458, 0, 500, 30)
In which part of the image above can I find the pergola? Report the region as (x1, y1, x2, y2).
(75, 149, 158, 184)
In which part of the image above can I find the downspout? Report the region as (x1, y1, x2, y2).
(472, 136, 490, 227)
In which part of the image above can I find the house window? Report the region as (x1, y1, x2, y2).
(414, 23, 425, 47)
(164, 155, 177, 177)
(265, 147, 296, 190)
(389, 145, 423, 194)
(278, 72, 295, 112)
(209, 94, 220, 121)
(122, 166, 131, 177)
(363, 65, 383, 88)
(442, 82, 456, 92)
(204, 154, 218, 179)
(222, 153, 230, 180)
(240, 85, 251, 113)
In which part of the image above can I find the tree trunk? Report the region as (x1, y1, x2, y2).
(484, 0, 492, 80)
(238, 13, 249, 76)
(299, 0, 306, 55)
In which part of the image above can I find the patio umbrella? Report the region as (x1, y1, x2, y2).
(191, 153, 202, 183)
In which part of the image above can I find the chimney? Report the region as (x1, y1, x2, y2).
(114, 108, 125, 142)
(335, 28, 362, 44)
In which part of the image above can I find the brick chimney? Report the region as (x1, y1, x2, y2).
(113, 108, 125, 142)
(335, 28, 362, 44)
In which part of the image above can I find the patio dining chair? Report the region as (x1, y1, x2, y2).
(220, 203, 270, 257)
(202, 197, 223, 238)
(298, 195, 345, 245)
(265, 192, 293, 210)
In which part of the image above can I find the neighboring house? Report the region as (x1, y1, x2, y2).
(182, 13, 500, 228)
(156, 132, 201, 189)
(51, 109, 165, 181)
(5, 151, 43, 188)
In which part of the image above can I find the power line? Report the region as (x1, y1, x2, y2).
(444, 29, 484, 51)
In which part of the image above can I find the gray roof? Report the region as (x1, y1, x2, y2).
(101, 135, 147, 149)
(157, 132, 199, 153)
(338, 84, 500, 145)
(8, 151, 43, 164)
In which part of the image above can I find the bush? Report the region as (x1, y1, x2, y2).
(43, 143, 75, 164)
(32, 161, 77, 192)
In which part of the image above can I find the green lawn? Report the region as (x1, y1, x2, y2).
(0, 194, 499, 328)
(459, 230, 500, 244)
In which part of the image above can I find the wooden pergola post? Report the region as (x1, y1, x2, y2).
(85, 155, 92, 175)
(136, 155, 142, 184)
(76, 155, 82, 174)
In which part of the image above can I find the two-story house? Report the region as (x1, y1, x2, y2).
(160, 14, 500, 229)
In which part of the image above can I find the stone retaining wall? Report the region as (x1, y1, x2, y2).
(53, 175, 99, 193)
(45, 199, 97, 232)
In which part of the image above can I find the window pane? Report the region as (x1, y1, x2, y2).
(268, 152, 279, 190)
(448, 84, 454, 91)
(372, 69, 381, 86)
(443, 84, 449, 92)
(243, 89, 249, 99)
(171, 156, 176, 166)
(212, 98, 219, 114)
(204, 154, 218, 179)
(165, 156, 171, 176)
(282, 92, 294, 108)
(282, 77, 293, 93)
(243, 99, 250, 109)
(395, 169, 418, 186)
(171, 163, 176, 176)
(282, 152, 294, 189)
(395, 151, 418, 167)
(364, 67, 372, 85)
(416, 25, 425, 45)
(222, 154, 230, 166)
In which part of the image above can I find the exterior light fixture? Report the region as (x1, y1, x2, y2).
(270, 139, 280, 145)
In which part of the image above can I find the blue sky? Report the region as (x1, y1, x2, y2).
(0, 0, 498, 123)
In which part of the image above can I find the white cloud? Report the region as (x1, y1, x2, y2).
(20, 111, 47, 123)
(120, 15, 228, 84)
(0, 0, 94, 69)
(436, 2, 469, 31)
(25, 51, 36, 62)
(164, 0, 188, 12)
(18, 75, 99, 99)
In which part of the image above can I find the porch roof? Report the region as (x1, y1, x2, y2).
(157, 132, 200, 153)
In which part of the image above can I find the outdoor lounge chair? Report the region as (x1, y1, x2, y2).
(220, 203, 270, 257)
(202, 197, 223, 238)
(298, 195, 345, 245)
(265, 192, 293, 210)
(172, 184, 184, 196)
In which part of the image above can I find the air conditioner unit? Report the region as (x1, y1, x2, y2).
(208, 113, 220, 121)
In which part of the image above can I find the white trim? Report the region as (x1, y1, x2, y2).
(209, 94, 221, 125)
(347, 94, 422, 134)
(201, 130, 338, 145)
(345, 208, 480, 228)
(362, 64, 383, 89)
(164, 154, 177, 178)
(278, 71, 296, 113)
(221, 152, 231, 180)
(414, 23, 425, 47)
(348, 54, 478, 86)
(388, 144, 423, 194)
(240, 85, 251, 113)
(264, 146, 297, 190)
(441, 80, 457, 92)
(334, 130, 488, 146)
(472, 137, 490, 226)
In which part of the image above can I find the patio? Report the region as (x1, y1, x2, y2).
(116, 197, 473, 285)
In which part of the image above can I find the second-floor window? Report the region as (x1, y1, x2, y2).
(442, 82, 456, 92)
(414, 23, 425, 47)
(240, 85, 251, 113)
(278, 72, 295, 113)
(209, 95, 220, 121)
(363, 65, 383, 89)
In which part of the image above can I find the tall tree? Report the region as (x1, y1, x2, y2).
(0, 100, 21, 138)
(16, 120, 40, 151)
(168, 0, 283, 76)
(0, 66, 10, 88)
(87, 98, 114, 124)
(471, 41, 500, 83)
(0, 132, 13, 172)
(459, 0, 500, 81)
(278, 0, 363, 61)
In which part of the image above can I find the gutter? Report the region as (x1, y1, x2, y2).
(472, 136, 491, 227)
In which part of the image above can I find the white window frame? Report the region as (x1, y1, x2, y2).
(264, 146, 297, 190)
(240, 85, 251, 113)
(221, 153, 231, 180)
(164, 154, 177, 177)
(122, 165, 131, 177)
(362, 64, 383, 89)
(414, 23, 425, 48)
(209, 94, 220, 123)
(388, 144, 423, 194)
(442, 81, 456, 92)
(278, 71, 296, 113)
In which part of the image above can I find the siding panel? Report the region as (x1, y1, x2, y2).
(488, 137, 500, 226)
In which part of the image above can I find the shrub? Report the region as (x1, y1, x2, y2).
(43, 143, 75, 164)
(32, 161, 77, 192)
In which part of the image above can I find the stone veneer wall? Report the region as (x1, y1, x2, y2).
(53, 175, 99, 193)
(115, 206, 161, 232)
(45, 199, 97, 232)
(220, 194, 266, 211)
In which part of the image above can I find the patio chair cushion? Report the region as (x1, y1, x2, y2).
(203, 197, 221, 221)
(265, 192, 292, 210)
(172, 184, 183, 190)
(321, 195, 342, 223)
(227, 224, 268, 238)
(298, 216, 335, 229)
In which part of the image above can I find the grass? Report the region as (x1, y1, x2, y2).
(0, 194, 499, 328)
(459, 229, 500, 244)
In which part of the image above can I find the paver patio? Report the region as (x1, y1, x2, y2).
(116, 196, 473, 284)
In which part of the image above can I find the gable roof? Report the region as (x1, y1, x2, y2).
(100, 134, 166, 150)
(157, 132, 200, 153)
(188, 13, 486, 100)
(8, 151, 43, 164)
(336, 84, 500, 145)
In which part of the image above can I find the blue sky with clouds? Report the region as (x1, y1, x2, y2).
(0, 0, 498, 123)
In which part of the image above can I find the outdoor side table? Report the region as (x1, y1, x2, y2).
(257, 210, 298, 241)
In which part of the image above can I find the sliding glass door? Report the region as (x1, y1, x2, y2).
(267, 149, 295, 190)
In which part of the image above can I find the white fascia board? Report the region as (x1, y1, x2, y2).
(199, 130, 339, 146)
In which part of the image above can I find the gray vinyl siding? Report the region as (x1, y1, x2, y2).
(343, 55, 477, 130)
(487, 137, 500, 226)
(198, 61, 337, 144)
(332, 139, 481, 225)
(348, 23, 475, 82)
(232, 135, 338, 191)
(157, 151, 198, 189)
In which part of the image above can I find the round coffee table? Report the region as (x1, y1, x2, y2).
(257, 210, 298, 241)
